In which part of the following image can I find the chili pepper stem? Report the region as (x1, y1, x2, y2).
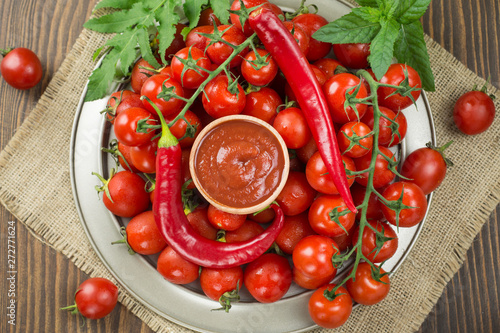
(141, 96, 178, 148)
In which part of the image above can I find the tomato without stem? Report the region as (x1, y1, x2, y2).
(275, 212, 316, 255)
(1, 47, 42, 89)
(241, 87, 282, 124)
(131, 58, 155, 93)
(225, 220, 264, 243)
(453, 90, 495, 135)
(313, 58, 343, 80)
(70, 277, 118, 320)
(350, 182, 384, 221)
(292, 235, 338, 281)
(275, 171, 316, 216)
(186, 25, 213, 50)
(346, 262, 390, 305)
(292, 13, 331, 61)
(207, 204, 247, 231)
(272, 107, 312, 149)
(308, 284, 353, 329)
(157, 245, 199, 284)
(125, 211, 167, 255)
(332, 43, 370, 69)
(186, 206, 218, 240)
(129, 138, 158, 174)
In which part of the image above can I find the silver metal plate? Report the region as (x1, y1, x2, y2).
(69, 1, 436, 332)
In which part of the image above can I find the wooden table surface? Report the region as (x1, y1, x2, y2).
(0, 1, 499, 332)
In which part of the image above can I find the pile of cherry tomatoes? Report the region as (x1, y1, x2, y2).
(92, 0, 452, 329)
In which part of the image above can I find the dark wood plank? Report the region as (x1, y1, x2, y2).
(0, 1, 498, 333)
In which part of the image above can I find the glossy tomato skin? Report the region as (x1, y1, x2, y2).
(116, 142, 139, 173)
(275, 212, 316, 255)
(186, 206, 218, 240)
(308, 284, 353, 329)
(293, 266, 333, 290)
(125, 211, 167, 255)
(354, 146, 396, 188)
(225, 220, 264, 243)
(350, 182, 384, 221)
(453, 90, 495, 135)
(332, 43, 370, 69)
(400, 146, 448, 195)
(241, 48, 278, 86)
(272, 107, 312, 149)
(185, 25, 213, 50)
(157, 245, 199, 284)
(241, 87, 282, 124)
(74, 278, 118, 319)
(103, 171, 149, 217)
(292, 235, 338, 281)
(378, 64, 422, 111)
(141, 74, 185, 117)
(207, 204, 246, 231)
(313, 58, 343, 80)
(129, 138, 158, 174)
(361, 106, 408, 147)
(202, 75, 246, 118)
(292, 13, 331, 61)
(346, 262, 390, 305)
(1, 47, 42, 89)
(115, 94, 144, 120)
(283, 21, 310, 55)
(381, 181, 428, 228)
(352, 220, 398, 263)
(276, 171, 317, 216)
(244, 253, 292, 303)
(200, 266, 243, 301)
(248, 207, 275, 223)
(324, 73, 368, 124)
(308, 194, 356, 237)
(337, 121, 373, 158)
(198, 7, 222, 26)
(171, 47, 212, 89)
(131, 58, 155, 93)
(113, 107, 156, 147)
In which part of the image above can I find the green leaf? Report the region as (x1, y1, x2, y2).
(155, 0, 182, 62)
(105, 29, 140, 75)
(394, 0, 432, 24)
(368, 18, 400, 80)
(137, 27, 161, 68)
(85, 48, 120, 102)
(351, 7, 382, 23)
(94, 0, 139, 10)
(356, 0, 378, 7)
(394, 20, 435, 91)
(313, 12, 381, 44)
(211, 0, 231, 24)
(84, 2, 154, 33)
(183, 0, 209, 28)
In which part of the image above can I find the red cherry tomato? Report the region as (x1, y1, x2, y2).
(352, 220, 398, 263)
(243, 253, 292, 303)
(346, 262, 390, 305)
(141, 74, 185, 117)
(200, 266, 243, 302)
(206, 25, 248, 68)
(296, 137, 318, 164)
(313, 58, 343, 80)
(225, 220, 264, 243)
(241, 87, 282, 124)
(324, 73, 368, 124)
(337, 121, 373, 158)
(308, 284, 353, 329)
(282, 21, 310, 56)
(381, 181, 428, 228)
(115, 94, 144, 120)
(378, 64, 422, 111)
(292, 13, 331, 61)
(202, 75, 246, 118)
(105, 90, 136, 123)
(272, 107, 312, 149)
(185, 25, 213, 50)
(171, 47, 212, 89)
(350, 182, 384, 221)
(361, 106, 408, 147)
(207, 204, 247, 231)
(293, 266, 333, 290)
(354, 146, 396, 188)
(116, 141, 139, 173)
(308, 194, 356, 237)
(453, 89, 496, 135)
(158, 23, 187, 62)
(129, 137, 158, 174)
(0, 47, 42, 89)
(332, 43, 370, 69)
(230, 0, 270, 36)
(275, 212, 316, 255)
(331, 222, 356, 252)
(124, 211, 167, 255)
(130, 58, 155, 93)
(275, 171, 317, 216)
(306, 151, 355, 195)
(71, 278, 118, 319)
(113, 107, 156, 147)
(157, 245, 199, 284)
(248, 207, 275, 223)
(292, 235, 338, 280)
(241, 48, 278, 87)
(198, 7, 222, 26)
(167, 110, 202, 148)
(186, 206, 218, 240)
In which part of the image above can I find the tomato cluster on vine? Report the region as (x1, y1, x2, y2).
(92, 0, 452, 328)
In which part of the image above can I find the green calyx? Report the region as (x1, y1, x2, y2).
(141, 96, 178, 149)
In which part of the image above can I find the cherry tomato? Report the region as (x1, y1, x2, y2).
(275, 212, 316, 255)
(207, 204, 247, 231)
(115, 94, 144, 120)
(198, 7, 222, 26)
(141, 74, 185, 117)
(157, 245, 199, 284)
(241, 87, 282, 124)
(378, 64, 422, 111)
(230, 0, 270, 36)
(306, 151, 355, 195)
(158, 23, 187, 62)
(129, 137, 158, 174)
(324, 73, 368, 124)
(104, 90, 135, 123)
(202, 75, 246, 118)
(168, 110, 202, 148)
(272, 107, 312, 149)
(352, 220, 398, 263)
(337, 121, 373, 158)
(130, 58, 155, 93)
(293, 266, 333, 290)
(248, 207, 275, 223)
(292, 235, 338, 280)
(332, 43, 370, 69)
(331, 222, 356, 252)
(200, 266, 243, 302)
(185, 25, 213, 51)
(0, 47, 42, 89)
(244, 253, 292, 303)
(171, 47, 212, 89)
(282, 21, 310, 56)
(116, 141, 139, 173)
(361, 106, 408, 147)
(124, 211, 167, 255)
(276, 171, 317, 216)
(313, 58, 343, 80)
(346, 262, 390, 305)
(453, 89, 496, 135)
(225, 220, 264, 243)
(296, 137, 318, 164)
(354, 146, 396, 188)
(205, 25, 248, 68)
(100, 170, 150, 217)
(241, 48, 278, 87)
(308, 284, 352, 329)
(381, 181, 428, 228)
(113, 107, 156, 147)
(292, 13, 331, 61)
(350, 182, 384, 221)
(308, 194, 356, 237)
(71, 277, 118, 319)
(186, 206, 218, 240)
(400, 144, 450, 195)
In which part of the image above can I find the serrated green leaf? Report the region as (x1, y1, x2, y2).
(155, 0, 182, 62)
(137, 27, 161, 68)
(395, 0, 432, 24)
(368, 18, 400, 80)
(356, 0, 378, 7)
(94, 0, 138, 11)
(84, 2, 155, 33)
(394, 20, 435, 91)
(351, 7, 382, 23)
(211, 0, 231, 24)
(313, 12, 381, 44)
(105, 29, 140, 75)
(85, 48, 121, 102)
(184, 0, 209, 28)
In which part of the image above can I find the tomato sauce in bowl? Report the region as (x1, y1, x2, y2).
(190, 115, 289, 214)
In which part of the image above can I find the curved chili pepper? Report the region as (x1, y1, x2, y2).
(248, 8, 357, 213)
(152, 102, 285, 269)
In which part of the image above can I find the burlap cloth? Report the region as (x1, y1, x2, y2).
(0, 1, 499, 332)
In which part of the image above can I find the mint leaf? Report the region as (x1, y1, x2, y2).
(313, 12, 380, 44)
(94, 0, 139, 10)
(368, 18, 400, 80)
(84, 48, 120, 102)
(183, 0, 209, 28)
(84, 2, 153, 33)
(395, 0, 432, 24)
(394, 20, 435, 91)
(356, 0, 378, 7)
(351, 7, 382, 23)
(211, 0, 231, 24)
(156, 0, 182, 62)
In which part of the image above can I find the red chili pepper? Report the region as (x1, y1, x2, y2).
(248, 8, 357, 213)
(151, 100, 285, 269)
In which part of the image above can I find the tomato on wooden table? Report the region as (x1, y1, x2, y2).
(0, 47, 42, 89)
(453, 88, 496, 135)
